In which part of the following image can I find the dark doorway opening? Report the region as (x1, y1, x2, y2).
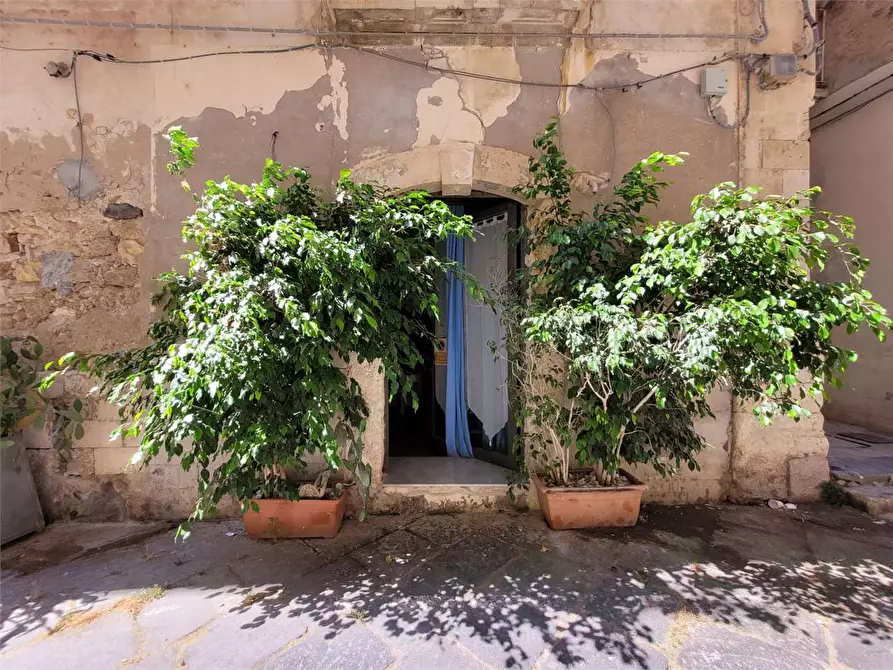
(385, 194, 522, 473)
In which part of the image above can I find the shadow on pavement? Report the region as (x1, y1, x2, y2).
(1, 504, 891, 668)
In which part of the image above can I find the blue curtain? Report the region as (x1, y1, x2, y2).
(445, 206, 474, 458)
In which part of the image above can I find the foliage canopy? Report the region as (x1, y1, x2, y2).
(74, 128, 475, 533)
(507, 120, 890, 487)
(1, 335, 83, 457)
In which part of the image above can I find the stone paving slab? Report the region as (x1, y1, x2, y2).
(677, 622, 816, 670)
(1, 504, 891, 669)
(1, 520, 170, 576)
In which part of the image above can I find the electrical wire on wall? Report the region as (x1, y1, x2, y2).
(0, 0, 804, 200)
(7, 43, 750, 200)
(70, 54, 85, 201)
(594, 91, 617, 185)
(799, 0, 821, 59)
(706, 59, 760, 131)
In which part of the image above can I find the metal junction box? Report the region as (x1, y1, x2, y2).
(700, 67, 728, 97)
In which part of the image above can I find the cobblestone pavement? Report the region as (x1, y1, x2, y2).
(1, 504, 891, 669)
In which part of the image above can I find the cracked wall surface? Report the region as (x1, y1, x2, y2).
(0, 0, 826, 520)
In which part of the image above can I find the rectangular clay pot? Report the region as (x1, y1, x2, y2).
(242, 493, 346, 539)
(532, 469, 646, 529)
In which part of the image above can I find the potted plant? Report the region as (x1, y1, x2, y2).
(505, 121, 890, 529)
(241, 470, 348, 540)
(2, 336, 83, 543)
(72, 128, 477, 539)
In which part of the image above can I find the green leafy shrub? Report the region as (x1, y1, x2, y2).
(818, 480, 859, 509)
(508, 121, 890, 487)
(1, 335, 83, 458)
(74, 128, 476, 534)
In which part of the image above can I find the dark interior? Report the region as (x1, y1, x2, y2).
(386, 195, 520, 468)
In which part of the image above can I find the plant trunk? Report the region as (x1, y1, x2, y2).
(593, 461, 606, 485)
(563, 443, 571, 486)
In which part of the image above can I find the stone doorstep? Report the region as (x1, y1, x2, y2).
(831, 468, 892, 485)
(844, 483, 893, 517)
(373, 483, 515, 513)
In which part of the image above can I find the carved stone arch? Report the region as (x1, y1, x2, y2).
(350, 143, 532, 200)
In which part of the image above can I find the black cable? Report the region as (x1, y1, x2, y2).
(77, 42, 318, 65)
(594, 91, 617, 184)
(706, 65, 753, 131)
(71, 54, 85, 201)
(799, 0, 821, 59)
(45, 41, 745, 94)
(349, 45, 740, 93)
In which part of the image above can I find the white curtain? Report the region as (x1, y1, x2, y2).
(435, 210, 510, 449)
(464, 211, 510, 447)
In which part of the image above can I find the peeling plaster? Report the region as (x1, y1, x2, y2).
(440, 48, 522, 128)
(413, 48, 520, 148)
(318, 53, 349, 140)
(413, 78, 484, 148)
(0, 47, 329, 143)
(0, 0, 823, 517)
(561, 48, 741, 120)
(155, 49, 328, 128)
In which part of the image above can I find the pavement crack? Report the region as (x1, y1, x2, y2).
(250, 626, 310, 670)
(171, 619, 215, 666)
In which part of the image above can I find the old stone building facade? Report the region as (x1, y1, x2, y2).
(1, 1, 829, 521)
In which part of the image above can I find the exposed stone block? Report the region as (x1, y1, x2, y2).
(743, 168, 784, 195)
(62, 447, 96, 476)
(95, 400, 123, 421)
(742, 138, 762, 170)
(18, 426, 53, 450)
(76, 420, 122, 448)
(13, 261, 41, 282)
(782, 169, 810, 195)
(439, 143, 475, 196)
(37, 371, 64, 399)
(787, 454, 828, 502)
(761, 140, 809, 170)
(94, 446, 139, 475)
(847, 484, 893, 516)
(108, 220, 144, 241)
(118, 239, 144, 266)
(26, 446, 93, 478)
(641, 477, 727, 504)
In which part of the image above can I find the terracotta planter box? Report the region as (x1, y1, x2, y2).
(242, 493, 346, 539)
(532, 470, 646, 529)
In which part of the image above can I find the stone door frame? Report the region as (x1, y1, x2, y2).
(349, 143, 534, 504)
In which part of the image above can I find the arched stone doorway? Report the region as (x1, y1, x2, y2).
(349, 144, 533, 507)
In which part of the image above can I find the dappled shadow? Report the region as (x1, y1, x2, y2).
(1, 506, 891, 668)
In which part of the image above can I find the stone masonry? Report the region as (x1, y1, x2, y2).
(0, 1, 828, 521)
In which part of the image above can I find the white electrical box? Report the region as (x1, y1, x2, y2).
(700, 67, 727, 97)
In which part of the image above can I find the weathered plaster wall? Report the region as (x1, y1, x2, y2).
(809, 1, 893, 434)
(0, 0, 825, 520)
(811, 91, 893, 434)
